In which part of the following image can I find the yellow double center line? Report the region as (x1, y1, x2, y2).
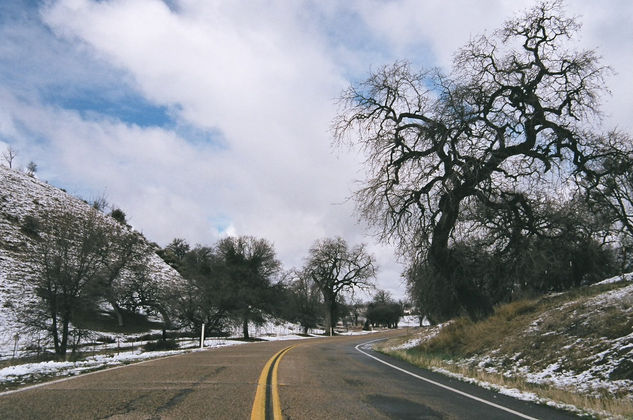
(251, 345, 294, 420)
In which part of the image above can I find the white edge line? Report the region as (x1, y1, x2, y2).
(355, 338, 539, 420)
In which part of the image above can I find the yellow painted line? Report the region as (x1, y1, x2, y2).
(251, 345, 295, 420)
(251, 351, 276, 420)
(271, 346, 293, 419)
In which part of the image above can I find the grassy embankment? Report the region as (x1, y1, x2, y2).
(378, 280, 633, 419)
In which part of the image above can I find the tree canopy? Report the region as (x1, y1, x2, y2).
(305, 237, 376, 335)
(334, 1, 630, 320)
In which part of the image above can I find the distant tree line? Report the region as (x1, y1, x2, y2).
(14, 186, 385, 359)
(159, 235, 377, 338)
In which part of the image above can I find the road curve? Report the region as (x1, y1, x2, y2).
(279, 332, 580, 419)
(0, 332, 581, 419)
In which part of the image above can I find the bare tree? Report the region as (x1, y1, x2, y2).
(582, 131, 633, 268)
(304, 237, 376, 335)
(2, 145, 17, 168)
(584, 131, 633, 238)
(166, 245, 232, 335)
(21, 205, 158, 355)
(24, 208, 108, 358)
(334, 1, 619, 318)
(120, 260, 178, 339)
(93, 227, 147, 327)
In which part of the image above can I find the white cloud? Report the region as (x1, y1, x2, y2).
(38, 0, 360, 245)
(345, 0, 633, 130)
(1, 0, 630, 300)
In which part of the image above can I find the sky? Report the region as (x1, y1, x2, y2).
(1, 0, 632, 299)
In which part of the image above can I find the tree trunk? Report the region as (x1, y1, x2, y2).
(60, 318, 70, 358)
(154, 305, 172, 330)
(428, 193, 460, 276)
(242, 317, 250, 339)
(108, 297, 124, 327)
(51, 313, 60, 356)
(326, 301, 336, 336)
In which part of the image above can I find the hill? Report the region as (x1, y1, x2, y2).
(0, 165, 184, 359)
(378, 277, 633, 418)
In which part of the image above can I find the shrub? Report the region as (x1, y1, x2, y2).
(110, 208, 127, 225)
(610, 359, 633, 381)
(143, 339, 179, 352)
(20, 215, 40, 237)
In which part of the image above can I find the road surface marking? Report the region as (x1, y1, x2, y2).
(0, 349, 193, 397)
(355, 339, 539, 420)
(251, 345, 294, 420)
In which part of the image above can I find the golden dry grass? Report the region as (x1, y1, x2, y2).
(379, 281, 633, 419)
(385, 348, 633, 419)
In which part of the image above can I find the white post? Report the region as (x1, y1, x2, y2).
(200, 323, 205, 349)
(12, 333, 19, 359)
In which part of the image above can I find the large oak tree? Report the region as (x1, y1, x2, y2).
(334, 1, 623, 319)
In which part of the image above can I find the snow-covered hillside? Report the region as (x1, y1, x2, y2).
(0, 165, 184, 358)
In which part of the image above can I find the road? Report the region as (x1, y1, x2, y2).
(0, 331, 580, 419)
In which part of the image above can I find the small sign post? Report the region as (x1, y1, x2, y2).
(12, 333, 19, 359)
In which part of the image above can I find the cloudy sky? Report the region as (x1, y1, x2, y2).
(1, 0, 632, 299)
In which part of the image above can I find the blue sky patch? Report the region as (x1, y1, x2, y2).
(44, 89, 175, 128)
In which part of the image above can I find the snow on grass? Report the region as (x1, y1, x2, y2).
(381, 321, 451, 352)
(391, 337, 423, 350)
(337, 330, 378, 336)
(399, 315, 425, 327)
(430, 366, 601, 418)
(595, 272, 633, 285)
(379, 280, 633, 418)
(1, 350, 186, 384)
(0, 349, 189, 393)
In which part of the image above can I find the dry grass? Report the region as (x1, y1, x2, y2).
(379, 281, 633, 419)
(410, 299, 541, 358)
(385, 348, 633, 419)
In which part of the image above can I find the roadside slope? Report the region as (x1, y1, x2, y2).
(0, 165, 184, 358)
(378, 277, 633, 418)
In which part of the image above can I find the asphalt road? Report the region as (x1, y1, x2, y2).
(0, 331, 581, 419)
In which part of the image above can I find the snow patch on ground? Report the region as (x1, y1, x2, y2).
(388, 321, 449, 350)
(595, 272, 633, 286)
(430, 367, 600, 417)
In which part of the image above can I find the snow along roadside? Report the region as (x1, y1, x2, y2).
(0, 334, 319, 395)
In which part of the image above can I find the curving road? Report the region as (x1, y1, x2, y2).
(0, 331, 580, 419)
